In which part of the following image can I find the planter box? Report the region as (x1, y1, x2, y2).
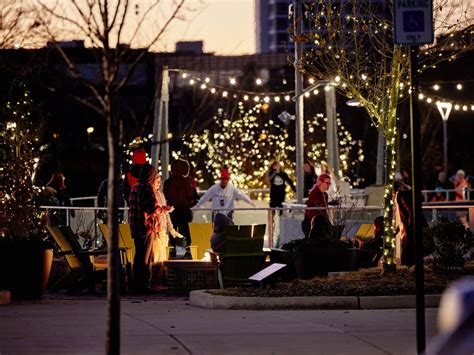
(0, 240, 53, 300)
(165, 260, 218, 293)
(295, 247, 358, 279)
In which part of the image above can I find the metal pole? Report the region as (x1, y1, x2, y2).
(325, 86, 340, 177)
(409, 46, 426, 355)
(376, 130, 385, 185)
(436, 101, 451, 174)
(443, 119, 448, 173)
(151, 66, 170, 180)
(293, 0, 304, 204)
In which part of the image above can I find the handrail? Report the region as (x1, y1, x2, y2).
(421, 188, 472, 202)
(40, 203, 474, 249)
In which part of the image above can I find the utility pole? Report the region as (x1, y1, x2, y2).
(293, 0, 304, 204)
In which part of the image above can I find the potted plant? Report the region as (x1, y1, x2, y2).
(423, 217, 474, 271)
(282, 215, 356, 280)
(0, 85, 53, 300)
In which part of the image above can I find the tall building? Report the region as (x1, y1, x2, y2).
(256, 0, 388, 54)
(256, 0, 292, 53)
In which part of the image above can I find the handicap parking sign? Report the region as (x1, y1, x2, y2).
(403, 11, 425, 32)
(394, 0, 433, 44)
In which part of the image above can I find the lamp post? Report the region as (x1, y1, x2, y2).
(436, 101, 452, 173)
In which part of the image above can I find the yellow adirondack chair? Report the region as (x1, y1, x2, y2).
(98, 223, 133, 269)
(354, 224, 375, 241)
(46, 225, 107, 292)
(188, 223, 213, 260)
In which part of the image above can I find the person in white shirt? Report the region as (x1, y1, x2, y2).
(193, 168, 255, 220)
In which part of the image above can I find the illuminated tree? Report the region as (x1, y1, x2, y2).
(172, 102, 364, 195)
(299, 0, 473, 270)
(0, 85, 44, 240)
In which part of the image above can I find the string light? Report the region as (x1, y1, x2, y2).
(173, 69, 331, 105)
(418, 90, 474, 112)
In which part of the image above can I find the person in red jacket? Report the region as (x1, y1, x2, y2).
(302, 173, 332, 237)
(163, 159, 198, 252)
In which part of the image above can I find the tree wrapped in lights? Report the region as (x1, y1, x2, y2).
(0, 85, 44, 240)
(174, 102, 292, 194)
(173, 103, 364, 194)
(306, 113, 365, 187)
(299, 0, 473, 270)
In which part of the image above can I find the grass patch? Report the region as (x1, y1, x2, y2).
(208, 262, 474, 297)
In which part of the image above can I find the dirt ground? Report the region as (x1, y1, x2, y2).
(210, 262, 474, 297)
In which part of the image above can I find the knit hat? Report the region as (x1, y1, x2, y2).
(220, 168, 230, 181)
(132, 149, 147, 164)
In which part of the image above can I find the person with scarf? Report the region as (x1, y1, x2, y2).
(128, 164, 173, 293)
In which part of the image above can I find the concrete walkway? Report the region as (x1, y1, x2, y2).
(0, 294, 439, 354)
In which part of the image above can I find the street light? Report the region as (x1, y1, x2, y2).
(436, 101, 452, 173)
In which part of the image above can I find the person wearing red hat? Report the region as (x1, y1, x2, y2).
(193, 167, 255, 221)
(123, 149, 147, 202)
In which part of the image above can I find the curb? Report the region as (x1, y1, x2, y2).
(0, 290, 11, 305)
(189, 290, 441, 310)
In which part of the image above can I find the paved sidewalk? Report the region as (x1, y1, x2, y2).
(0, 294, 439, 354)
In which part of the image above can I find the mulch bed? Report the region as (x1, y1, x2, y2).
(208, 263, 474, 297)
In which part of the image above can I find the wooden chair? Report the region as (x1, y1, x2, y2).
(188, 223, 213, 260)
(98, 223, 133, 281)
(212, 224, 266, 288)
(118, 224, 136, 262)
(354, 223, 375, 241)
(47, 226, 107, 293)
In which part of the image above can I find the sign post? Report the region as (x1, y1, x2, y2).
(394, 1, 433, 354)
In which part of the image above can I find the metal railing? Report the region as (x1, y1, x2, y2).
(40, 203, 474, 252)
(421, 188, 473, 202)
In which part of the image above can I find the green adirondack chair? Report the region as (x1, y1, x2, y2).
(216, 224, 266, 287)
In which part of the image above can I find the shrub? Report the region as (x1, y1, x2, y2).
(424, 217, 474, 270)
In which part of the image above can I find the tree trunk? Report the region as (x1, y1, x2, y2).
(381, 46, 404, 273)
(105, 94, 121, 354)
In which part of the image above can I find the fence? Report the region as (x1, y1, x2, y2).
(421, 188, 473, 202)
(40, 201, 474, 254)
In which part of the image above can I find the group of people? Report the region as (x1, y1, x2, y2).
(119, 150, 261, 293)
(431, 169, 472, 202)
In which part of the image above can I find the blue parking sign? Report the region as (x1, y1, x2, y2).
(403, 11, 425, 32)
(394, 0, 433, 44)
